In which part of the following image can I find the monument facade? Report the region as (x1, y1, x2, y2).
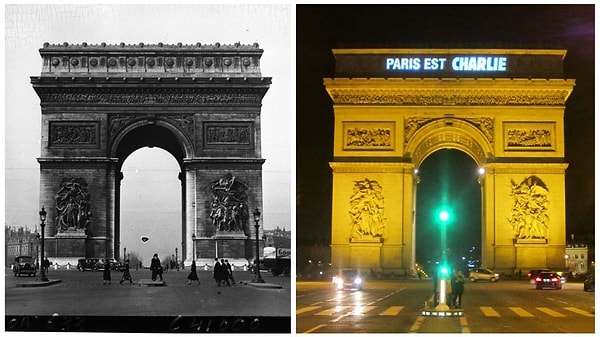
(31, 42, 270, 266)
(326, 49, 574, 275)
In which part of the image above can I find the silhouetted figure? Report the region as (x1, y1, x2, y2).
(225, 259, 235, 285)
(214, 258, 222, 286)
(150, 253, 163, 281)
(120, 260, 133, 285)
(220, 259, 231, 286)
(187, 260, 200, 285)
(102, 260, 111, 285)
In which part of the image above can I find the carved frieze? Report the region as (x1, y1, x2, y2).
(504, 122, 555, 151)
(508, 175, 550, 240)
(342, 122, 395, 151)
(49, 121, 99, 148)
(204, 122, 252, 148)
(36, 88, 265, 105)
(349, 178, 386, 239)
(328, 88, 570, 106)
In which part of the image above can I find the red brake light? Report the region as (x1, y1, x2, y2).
(535, 276, 542, 282)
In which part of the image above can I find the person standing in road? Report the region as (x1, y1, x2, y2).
(225, 259, 235, 285)
(150, 253, 163, 281)
(453, 270, 465, 308)
(213, 258, 222, 286)
(187, 260, 200, 285)
(102, 259, 111, 285)
(119, 260, 133, 285)
(220, 259, 231, 286)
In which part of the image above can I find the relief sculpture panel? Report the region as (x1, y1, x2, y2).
(349, 178, 386, 239)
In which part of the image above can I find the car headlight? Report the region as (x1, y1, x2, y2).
(354, 277, 362, 285)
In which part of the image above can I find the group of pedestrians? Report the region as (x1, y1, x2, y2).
(213, 258, 235, 287)
(432, 268, 465, 308)
(102, 253, 239, 287)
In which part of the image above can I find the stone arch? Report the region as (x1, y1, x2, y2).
(327, 48, 574, 276)
(32, 42, 271, 266)
(109, 117, 194, 168)
(405, 118, 493, 169)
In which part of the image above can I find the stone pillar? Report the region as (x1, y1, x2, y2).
(185, 167, 197, 264)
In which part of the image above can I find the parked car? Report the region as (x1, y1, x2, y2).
(534, 271, 562, 290)
(583, 274, 594, 292)
(332, 268, 363, 291)
(13, 256, 37, 277)
(77, 258, 100, 271)
(469, 268, 500, 282)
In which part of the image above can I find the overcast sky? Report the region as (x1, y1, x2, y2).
(4, 4, 292, 263)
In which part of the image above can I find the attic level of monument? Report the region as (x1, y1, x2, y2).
(332, 48, 567, 79)
(37, 42, 265, 78)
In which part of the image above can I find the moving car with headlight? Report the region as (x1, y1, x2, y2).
(13, 256, 37, 277)
(332, 268, 363, 291)
(534, 271, 562, 290)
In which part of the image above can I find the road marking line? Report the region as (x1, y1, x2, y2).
(564, 307, 594, 317)
(460, 316, 470, 333)
(536, 307, 566, 317)
(480, 306, 501, 317)
(315, 306, 350, 315)
(352, 305, 376, 315)
(303, 324, 326, 333)
(409, 316, 424, 333)
(368, 288, 405, 305)
(509, 307, 534, 317)
(296, 306, 321, 315)
(379, 306, 404, 316)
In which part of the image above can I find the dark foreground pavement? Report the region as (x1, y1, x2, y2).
(5, 268, 290, 333)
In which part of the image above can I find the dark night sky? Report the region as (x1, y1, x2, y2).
(296, 5, 595, 263)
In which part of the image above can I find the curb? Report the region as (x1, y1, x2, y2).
(240, 280, 283, 289)
(16, 279, 62, 287)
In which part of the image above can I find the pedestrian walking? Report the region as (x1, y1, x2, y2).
(213, 258, 222, 286)
(225, 259, 235, 285)
(119, 260, 133, 285)
(150, 253, 163, 281)
(102, 259, 111, 285)
(220, 259, 231, 286)
(187, 260, 200, 285)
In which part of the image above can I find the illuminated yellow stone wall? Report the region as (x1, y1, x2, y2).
(326, 49, 574, 275)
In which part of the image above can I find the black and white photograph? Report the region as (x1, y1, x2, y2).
(5, 4, 291, 333)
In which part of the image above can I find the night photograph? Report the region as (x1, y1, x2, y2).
(296, 5, 594, 333)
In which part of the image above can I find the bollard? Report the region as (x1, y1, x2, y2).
(204, 264, 208, 271)
(243, 265, 247, 271)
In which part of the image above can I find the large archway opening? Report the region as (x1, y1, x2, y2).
(415, 149, 482, 275)
(114, 123, 187, 267)
(120, 147, 182, 268)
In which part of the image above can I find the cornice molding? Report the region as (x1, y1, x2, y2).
(324, 78, 574, 106)
(329, 161, 414, 173)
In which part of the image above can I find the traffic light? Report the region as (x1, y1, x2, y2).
(439, 264, 450, 277)
(439, 210, 450, 223)
(435, 206, 452, 225)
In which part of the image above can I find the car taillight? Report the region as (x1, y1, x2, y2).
(551, 277, 558, 282)
(535, 276, 542, 282)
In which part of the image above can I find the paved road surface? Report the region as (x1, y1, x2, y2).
(6, 268, 290, 332)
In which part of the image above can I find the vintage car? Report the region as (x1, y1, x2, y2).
(77, 258, 100, 271)
(13, 256, 37, 277)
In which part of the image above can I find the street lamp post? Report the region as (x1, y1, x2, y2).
(251, 208, 264, 283)
(39, 207, 48, 282)
(175, 248, 179, 270)
(192, 233, 196, 262)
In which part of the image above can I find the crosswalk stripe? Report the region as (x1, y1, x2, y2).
(509, 307, 534, 317)
(296, 306, 321, 315)
(315, 306, 350, 315)
(379, 306, 404, 316)
(352, 306, 376, 315)
(480, 306, 501, 317)
(564, 307, 594, 317)
(536, 307, 567, 317)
